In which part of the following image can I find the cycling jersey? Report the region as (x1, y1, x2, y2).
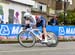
(36, 16, 46, 27)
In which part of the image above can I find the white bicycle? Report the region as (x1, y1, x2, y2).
(18, 26, 58, 48)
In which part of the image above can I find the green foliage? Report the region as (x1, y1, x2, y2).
(58, 13, 64, 23)
(0, 5, 3, 15)
(58, 9, 75, 25)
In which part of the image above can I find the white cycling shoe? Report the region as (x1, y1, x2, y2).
(41, 36, 48, 43)
(41, 40, 48, 43)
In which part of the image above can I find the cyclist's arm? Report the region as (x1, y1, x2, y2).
(30, 15, 36, 26)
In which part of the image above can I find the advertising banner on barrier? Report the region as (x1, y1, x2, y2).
(46, 26, 75, 36)
(58, 26, 75, 36)
(0, 24, 75, 39)
(0, 24, 22, 36)
(47, 26, 75, 40)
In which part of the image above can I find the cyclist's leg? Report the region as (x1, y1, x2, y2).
(41, 19, 48, 42)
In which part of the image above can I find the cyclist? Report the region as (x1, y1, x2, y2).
(35, 15, 48, 42)
(23, 12, 36, 29)
(24, 12, 48, 43)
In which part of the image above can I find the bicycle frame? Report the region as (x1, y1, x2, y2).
(18, 26, 58, 48)
(26, 27, 43, 40)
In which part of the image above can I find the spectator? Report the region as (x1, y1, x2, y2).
(0, 19, 4, 24)
(6, 22, 9, 24)
(49, 15, 58, 25)
(1, 21, 4, 24)
(13, 12, 20, 24)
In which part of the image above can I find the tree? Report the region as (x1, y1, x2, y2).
(58, 9, 75, 25)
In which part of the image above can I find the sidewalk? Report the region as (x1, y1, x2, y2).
(0, 39, 18, 44)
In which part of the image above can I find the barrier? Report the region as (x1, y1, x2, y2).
(0, 24, 75, 39)
(0, 24, 22, 36)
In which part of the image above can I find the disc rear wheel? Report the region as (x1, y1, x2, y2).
(46, 32, 58, 47)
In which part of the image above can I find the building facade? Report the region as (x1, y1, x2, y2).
(55, 0, 74, 14)
(0, 0, 74, 24)
(0, 0, 35, 24)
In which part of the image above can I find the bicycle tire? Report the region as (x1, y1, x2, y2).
(18, 30, 36, 48)
(46, 31, 58, 47)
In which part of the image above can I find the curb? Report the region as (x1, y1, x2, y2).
(0, 39, 75, 44)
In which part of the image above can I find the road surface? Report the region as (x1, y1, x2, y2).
(0, 42, 75, 55)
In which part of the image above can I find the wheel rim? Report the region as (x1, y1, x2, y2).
(18, 30, 35, 47)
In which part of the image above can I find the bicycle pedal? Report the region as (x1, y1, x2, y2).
(41, 42, 47, 44)
(41, 41, 48, 44)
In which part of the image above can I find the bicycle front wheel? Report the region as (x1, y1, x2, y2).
(18, 30, 36, 48)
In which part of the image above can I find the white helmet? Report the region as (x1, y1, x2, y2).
(24, 12, 32, 19)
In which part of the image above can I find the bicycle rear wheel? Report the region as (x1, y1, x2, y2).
(18, 30, 36, 48)
(46, 32, 58, 47)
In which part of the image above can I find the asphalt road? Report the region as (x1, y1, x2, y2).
(0, 42, 75, 55)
